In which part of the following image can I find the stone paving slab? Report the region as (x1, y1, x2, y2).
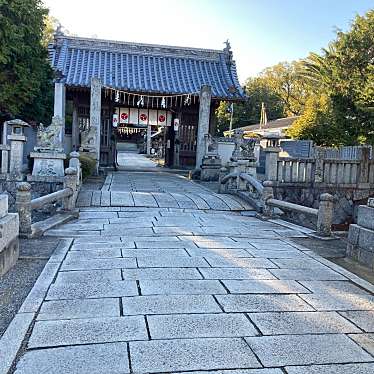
(246, 249, 308, 258)
(28, 316, 147, 348)
(299, 280, 371, 295)
(269, 268, 347, 281)
(37, 298, 120, 320)
(248, 311, 361, 335)
(122, 295, 222, 315)
(65, 248, 122, 260)
(129, 337, 261, 373)
(46, 280, 138, 300)
(349, 333, 374, 355)
(137, 255, 210, 268)
(174, 370, 283, 374)
(205, 256, 276, 268)
(121, 268, 202, 280)
(121, 248, 188, 257)
(245, 334, 373, 367)
(147, 313, 258, 339)
(222, 279, 310, 294)
(14, 342, 130, 373)
(339, 310, 374, 332)
(299, 292, 374, 311)
(139, 279, 227, 295)
(186, 247, 252, 257)
(200, 268, 276, 280)
(61, 258, 137, 271)
(216, 294, 313, 312)
(55, 269, 122, 283)
(285, 363, 374, 374)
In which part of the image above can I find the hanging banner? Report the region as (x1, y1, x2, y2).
(119, 108, 129, 124)
(158, 110, 167, 126)
(112, 113, 118, 128)
(139, 109, 149, 126)
(148, 109, 158, 126)
(129, 108, 139, 125)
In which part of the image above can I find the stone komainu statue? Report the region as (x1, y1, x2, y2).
(36, 116, 63, 152)
(230, 129, 256, 161)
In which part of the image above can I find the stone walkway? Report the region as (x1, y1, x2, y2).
(2, 157, 374, 373)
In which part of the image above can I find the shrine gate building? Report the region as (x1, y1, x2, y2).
(49, 31, 245, 169)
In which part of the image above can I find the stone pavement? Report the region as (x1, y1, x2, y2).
(2, 163, 374, 373)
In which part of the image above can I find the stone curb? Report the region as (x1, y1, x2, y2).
(0, 238, 73, 374)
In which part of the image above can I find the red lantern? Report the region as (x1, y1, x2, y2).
(159, 114, 166, 123)
(121, 112, 128, 120)
(140, 113, 147, 121)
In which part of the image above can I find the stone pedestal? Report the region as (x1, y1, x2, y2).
(201, 155, 222, 181)
(0, 194, 19, 276)
(30, 151, 66, 178)
(347, 198, 374, 269)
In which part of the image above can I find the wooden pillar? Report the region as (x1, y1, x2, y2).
(72, 100, 79, 151)
(195, 85, 212, 169)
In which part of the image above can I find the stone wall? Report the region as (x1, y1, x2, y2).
(273, 184, 373, 229)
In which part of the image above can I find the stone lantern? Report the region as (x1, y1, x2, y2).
(5, 119, 30, 180)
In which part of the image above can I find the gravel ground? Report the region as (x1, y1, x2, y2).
(0, 237, 60, 338)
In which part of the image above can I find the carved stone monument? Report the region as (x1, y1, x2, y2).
(5, 119, 30, 181)
(200, 134, 222, 181)
(30, 116, 66, 179)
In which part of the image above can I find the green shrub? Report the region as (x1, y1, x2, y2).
(79, 154, 96, 179)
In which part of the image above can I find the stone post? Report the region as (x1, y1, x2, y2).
(16, 182, 32, 236)
(264, 136, 281, 181)
(316, 193, 334, 237)
(314, 147, 325, 183)
(54, 82, 66, 143)
(262, 180, 275, 217)
(63, 167, 78, 211)
(69, 151, 81, 186)
(195, 85, 212, 169)
(358, 147, 370, 185)
(90, 78, 102, 173)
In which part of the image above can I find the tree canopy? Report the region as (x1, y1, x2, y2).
(288, 9, 374, 145)
(0, 0, 53, 124)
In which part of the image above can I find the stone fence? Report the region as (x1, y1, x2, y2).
(266, 144, 373, 187)
(16, 166, 79, 238)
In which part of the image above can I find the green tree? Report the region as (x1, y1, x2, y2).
(289, 9, 374, 145)
(0, 0, 53, 124)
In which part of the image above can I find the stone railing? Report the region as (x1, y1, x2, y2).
(262, 181, 334, 237)
(16, 167, 79, 237)
(268, 144, 373, 187)
(219, 171, 334, 237)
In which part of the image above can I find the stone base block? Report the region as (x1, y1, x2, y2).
(357, 205, 374, 230)
(200, 156, 222, 182)
(0, 194, 8, 219)
(0, 213, 19, 250)
(30, 152, 66, 178)
(347, 222, 374, 269)
(0, 235, 19, 276)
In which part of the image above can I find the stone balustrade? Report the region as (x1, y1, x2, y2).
(16, 167, 79, 237)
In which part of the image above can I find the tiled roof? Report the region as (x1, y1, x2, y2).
(240, 116, 300, 131)
(48, 34, 245, 99)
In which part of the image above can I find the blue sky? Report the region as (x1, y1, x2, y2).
(44, 0, 373, 82)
